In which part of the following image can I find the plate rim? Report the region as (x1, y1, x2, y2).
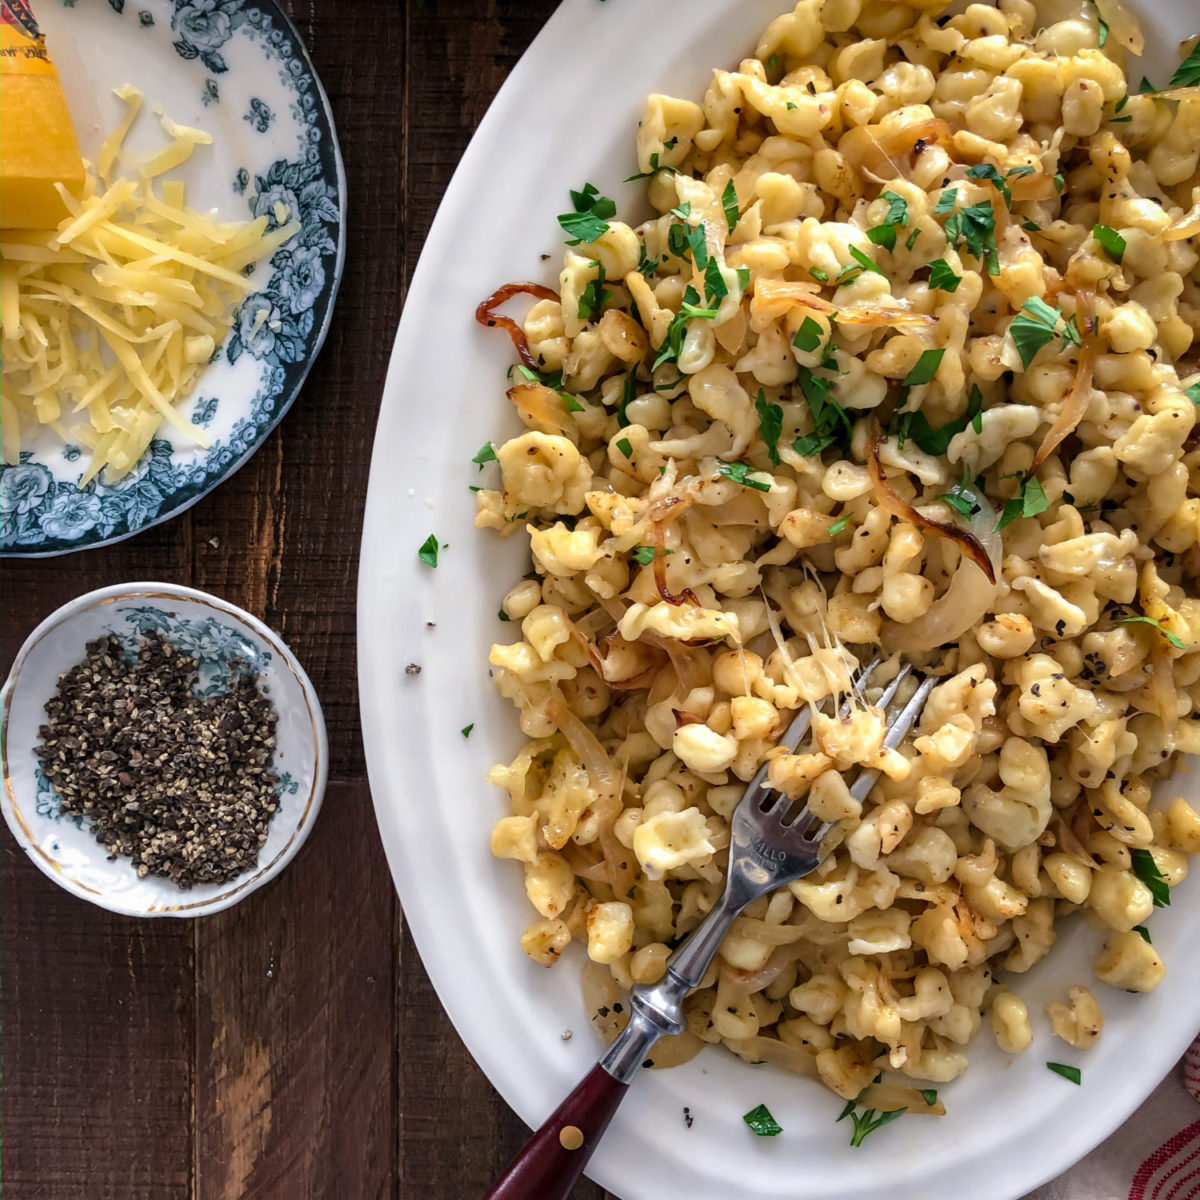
(1, 0, 348, 559)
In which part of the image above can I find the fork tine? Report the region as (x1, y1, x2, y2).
(773, 653, 881, 755)
(845, 671, 937, 807)
(799, 670, 936, 847)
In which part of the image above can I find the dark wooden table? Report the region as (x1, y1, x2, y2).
(1, 3, 616, 1196)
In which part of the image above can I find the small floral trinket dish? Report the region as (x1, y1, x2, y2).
(0, 0, 345, 556)
(1, 583, 327, 917)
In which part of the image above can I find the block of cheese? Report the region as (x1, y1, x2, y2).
(0, 0, 85, 229)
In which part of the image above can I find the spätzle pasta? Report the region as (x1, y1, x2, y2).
(475, 0, 1200, 1100)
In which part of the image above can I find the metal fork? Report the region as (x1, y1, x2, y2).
(482, 659, 936, 1200)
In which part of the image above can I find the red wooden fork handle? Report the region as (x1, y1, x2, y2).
(482, 1063, 628, 1200)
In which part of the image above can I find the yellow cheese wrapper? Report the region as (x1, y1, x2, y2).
(0, 0, 85, 229)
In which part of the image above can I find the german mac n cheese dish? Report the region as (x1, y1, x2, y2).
(474, 0, 1200, 1104)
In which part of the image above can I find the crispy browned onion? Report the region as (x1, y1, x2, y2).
(475, 281, 561, 369)
(867, 419, 996, 584)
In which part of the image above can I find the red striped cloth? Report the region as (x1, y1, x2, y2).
(1024, 1037, 1200, 1200)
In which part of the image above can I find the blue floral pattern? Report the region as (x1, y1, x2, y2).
(2, 0, 343, 556)
(245, 97, 273, 131)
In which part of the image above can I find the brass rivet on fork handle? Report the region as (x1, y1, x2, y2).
(481, 659, 936, 1200)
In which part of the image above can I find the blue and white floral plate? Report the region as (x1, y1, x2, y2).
(1, 582, 328, 916)
(0, 0, 345, 556)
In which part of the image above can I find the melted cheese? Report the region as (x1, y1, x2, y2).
(0, 86, 300, 483)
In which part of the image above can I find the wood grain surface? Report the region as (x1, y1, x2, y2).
(0, 2, 613, 1197)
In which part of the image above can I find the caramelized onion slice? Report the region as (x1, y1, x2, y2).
(751, 278, 935, 329)
(475, 281, 561, 369)
(868, 420, 996, 584)
(547, 692, 618, 804)
(721, 945, 801, 993)
(1096, 0, 1145, 54)
(842, 117, 954, 183)
(1162, 194, 1200, 242)
(507, 381, 574, 433)
(883, 554, 997, 654)
(1030, 307, 1095, 476)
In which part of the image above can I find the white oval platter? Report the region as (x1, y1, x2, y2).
(358, 3, 1200, 1198)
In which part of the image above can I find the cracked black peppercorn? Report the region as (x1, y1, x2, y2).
(35, 631, 280, 889)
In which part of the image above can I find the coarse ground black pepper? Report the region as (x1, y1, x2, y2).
(35, 631, 280, 889)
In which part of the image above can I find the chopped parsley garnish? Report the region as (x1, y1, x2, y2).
(1168, 41, 1200, 88)
(1054, 172, 1066, 193)
(792, 316, 824, 353)
(704, 256, 728, 305)
(625, 152, 679, 181)
(1128, 844, 1176, 907)
(460, 724, 474, 738)
(940, 488, 978, 517)
(636, 242, 658, 279)
(905, 227, 921, 251)
(868, 222, 897, 251)
(1046, 1062, 1082, 1085)
(1138, 76, 1156, 94)
(969, 384, 985, 431)
(631, 544, 661, 565)
(837, 1102, 906, 1147)
(809, 266, 829, 282)
(653, 286, 717, 369)
(827, 514, 850, 535)
(1022, 218, 1042, 233)
(997, 476, 1048, 529)
(1098, 16, 1109, 46)
(1010, 297, 1076, 368)
(578, 262, 612, 321)
(472, 442, 497, 468)
(616, 437, 633, 459)
(680, 291, 720, 321)
(557, 182, 616, 245)
(921, 1090, 938, 1107)
(755, 391, 784, 465)
(743, 1103, 782, 1136)
(618, 370, 636, 427)
(717, 461, 772, 492)
(1093, 224, 1126, 263)
(866, 185, 910, 250)
(881, 191, 908, 226)
(722, 178, 739, 232)
(903, 348, 945, 387)
(946, 200, 999, 274)
(1134, 925, 1153, 944)
(1007, 165, 1036, 179)
(1187, 383, 1200, 405)
(796, 368, 852, 456)
(1117, 615, 1186, 651)
(418, 535, 440, 567)
(793, 431, 835, 457)
(934, 188, 958, 215)
(891, 384, 982, 455)
(966, 163, 1012, 204)
(848, 244, 885, 276)
(668, 219, 709, 268)
(766, 53, 780, 70)
(736, 266, 750, 294)
(670, 200, 692, 221)
(928, 258, 961, 292)
(497, 609, 510, 621)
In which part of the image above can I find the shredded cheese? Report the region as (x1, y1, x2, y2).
(0, 86, 300, 483)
